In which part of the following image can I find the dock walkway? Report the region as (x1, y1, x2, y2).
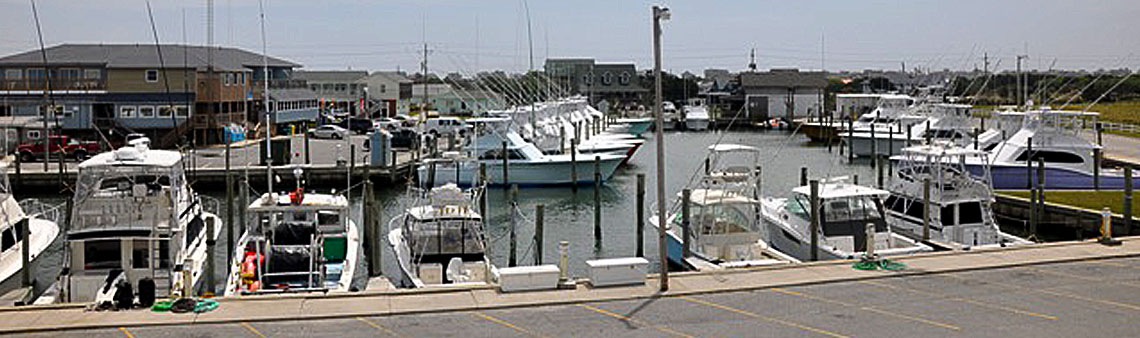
(4, 237, 1140, 336)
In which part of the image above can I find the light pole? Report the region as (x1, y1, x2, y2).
(652, 5, 671, 292)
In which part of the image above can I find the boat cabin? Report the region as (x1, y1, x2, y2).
(787, 183, 890, 253)
(239, 193, 350, 293)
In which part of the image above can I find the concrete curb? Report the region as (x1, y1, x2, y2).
(3, 237, 1138, 334)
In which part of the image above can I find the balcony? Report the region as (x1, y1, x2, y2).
(0, 78, 106, 92)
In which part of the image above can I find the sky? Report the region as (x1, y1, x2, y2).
(1, 0, 1138, 75)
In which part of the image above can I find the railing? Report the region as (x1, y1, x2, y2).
(18, 198, 66, 225)
(1094, 121, 1140, 134)
(1, 79, 105, 91)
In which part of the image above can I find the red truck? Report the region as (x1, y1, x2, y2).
(16, 135, 103, 162)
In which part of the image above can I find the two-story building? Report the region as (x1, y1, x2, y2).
(0, 44, 304, 146)
(729, 68, 827, 123)
(359, 71, 413, 117)
(544, 58, 647, 109)
(296, 70, 368, 116)
(411, 83, 504, 116)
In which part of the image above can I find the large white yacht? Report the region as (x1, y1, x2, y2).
(761, 178, 931, 261)
(61, 138, 221, 303)
(885, 143, 1030, 247)
(683, 99, 711, 131)
(0, 163, 60, 293)
(651, 144, 797, 270)
(387, 184, 495, 288)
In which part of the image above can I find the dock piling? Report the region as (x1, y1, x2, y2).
(509, 184, 518, 267)
(973, 127, 980, 150)
(501, 141, 509, 188)
(877, 157, 884, 188)
(847, 119, 854, 163)
(570, 138, 578, 193)
(225, 141, 234, 272)
(870, 123, 877, 166)
(1125, 167, 1133, 235)
(636, 173, 645, 257)
(809, 180, 820, 261)
(535, 204, 544, 265)
(1027, 137, 1034, 189)
(239, 176, 248, 237)
(304, 130, 311, 164)
(1033, 159, 1045, 239)
(923, 178, 931, 241)
(682, 188, 692, 259)
(479, 163, 488, 217)
(594, 156, 602, 248)
(800, 167, 808, 187)
(19, 218, 29, 287)
(1094, 148, 1102, 190)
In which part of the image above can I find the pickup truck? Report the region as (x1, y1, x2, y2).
(16, 135, 103, 162)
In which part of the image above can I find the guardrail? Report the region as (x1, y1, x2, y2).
(1095, 121, 1140, 134)
(17, 198, 65, 225)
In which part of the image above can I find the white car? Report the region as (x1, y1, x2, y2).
(308, 125, 348, 139)
(372, 117, 402, 131)
(423, 117, 471, 136)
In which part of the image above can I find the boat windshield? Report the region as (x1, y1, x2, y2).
(820, 195, 887, 236)
(674, 202, 752, 235)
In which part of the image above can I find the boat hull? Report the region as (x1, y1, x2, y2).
(843, 134, 911, 157)
(798, 121, 841, 143)
(418, 156, 626, 187)
(967, 163, 1140, 190)
(685, 119, 710, 131)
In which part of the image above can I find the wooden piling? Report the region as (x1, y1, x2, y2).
(535, 204, 545, 265)
(923, 178, 931, 241)
(681, 188, 692, 259)
(501, 141, 509, 188)
(877, 157, 884, 188)
(870, 123, 877, 166)
(594, 156, 602, 248)
(570, 138, 578, 193)
(20, 218, 29, 287)
(809, 180, 820, 262)
(1026, 137, 1033, 189)
(363, 177, 376, 276)
(847, 119, 854, 163)
(239, 176, 248, 237)
(479, 163, 488, 217)
(1094, 148, 1102, 190)
(636, 173, 645, 258)
(1125, 167, 1134, 235)
(800, 167, 808, 187)
(509, 184, 518, 267)
(304, 130, 311, 164)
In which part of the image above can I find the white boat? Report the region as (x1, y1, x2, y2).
(387, 184, 496, 288)
(885, 143, 1030, 247)
(610, 117, 654, 136)
(760, 178, 932, 261)
(844, 101, 1002, 158)
(650, 144, 797, 270)
(417, 117, 626, 187)
(224, 188, 359, 296)
(683, 105, 711, 131)
(0, 164, 61, 294)
(61, 138, 222, 303)
(661, 101, 680, 130)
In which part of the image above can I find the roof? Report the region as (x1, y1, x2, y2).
(248, 192, 349, 210)
(365, 71, 412, 84)
(791, 181, 889, 199)
(78, 145, 183, 169)
(707, 144, 760, 153)
(0, 44, 299, 71)
(269, 88, 319, 101)
(294, 70, 368, 83)
(686, 189, 758, 206)
(739, 69, 827, 89)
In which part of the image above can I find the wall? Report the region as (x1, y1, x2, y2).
(105, 68, 195, 93)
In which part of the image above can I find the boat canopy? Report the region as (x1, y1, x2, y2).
(707, 144, 760, 153)
(792, 182, 889, 200)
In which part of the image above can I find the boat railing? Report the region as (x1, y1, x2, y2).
(18, 198, 65, 225)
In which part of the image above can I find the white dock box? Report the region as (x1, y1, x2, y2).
(586, 257, 649, 287)
(497, 265, 561, 292)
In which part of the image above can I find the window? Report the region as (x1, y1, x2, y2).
(59, 68, 81, 79)
(1, 228, 14, 252)
(941, 204, 956, 226)
(380, 84, 387, 93)
(132, 240, 149, 269)
(583, 73, 593, 85)
(310, 84, 320, 91)
(619, 72, 630, 85)
(335, 83, 347, 92)
(4, 69, 22, 79)
(83, 240, 121, 270)
(145, 70, 159, 82)
(175, 106, 190, 117)
(158, 106, 174, 117)
(602, 72, 613, 85)
(83, 69, 101, 79)
(958, 202, 984, 224)
(1014, 150, 1084, 164)
(224, 73, 233, 86)
(139, 106, 155, 118)
(26, 130, 41, 140)
(120, 106, 137, 118)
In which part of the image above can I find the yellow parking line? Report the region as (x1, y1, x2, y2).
(1090, 260, 1131, 268)
(471, 312, 545, 337)
(241, 322, 267, 338)
(356, 317, 403, 337)
(860, 280, 1056, 320)
(119, 327, 135, 338)
(576, 304, 694, 338)
(679, 295, 849, 338)
(1036, 289, 1140, 312)
(771, 287, 960, 331)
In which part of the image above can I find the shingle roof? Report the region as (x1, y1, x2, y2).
(739, 69, 827, 89)
(0, 44, 300, 71)
(294, 70, 368, 83)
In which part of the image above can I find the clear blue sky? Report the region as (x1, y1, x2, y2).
(1, 0, 1137, 74)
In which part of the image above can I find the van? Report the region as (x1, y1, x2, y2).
(423, 117, 470, 136)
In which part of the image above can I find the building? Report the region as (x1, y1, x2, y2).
(544, 58, 647, 108)
(730, 68, 827, 123)
(295, 70, 368, 116)
(411, 83, 504, 116)
(359, 71, 413, 117)
(0, 43, 306, 146)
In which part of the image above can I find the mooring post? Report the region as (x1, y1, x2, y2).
(870, 123, 877, 166)
(980, 117, 986, 131)
(479, 163, 488, 217)
(847, 119, 855, 163)
(973, 127, 980, 150)
(239, 176, 248, 236)
(225, 141, 234, 269)
(363, 176, 375, 276)
(636, 173, 645, 258)
(509, 184, 518, 267)
(755, 165, 763, 198)
(1094, 148, 1102, 191)
(1096, 122, 1103, 146)
(923, 178, 931, 241)
(1124, 167, 1133, 235)
(888, 124, 894, 157)
(19, 218, 29, 287)
(1026, 137, 1034, 189)
(854, 174, 859, 185)
(304, 130, 311, 164)
(535, 204, 545, 265)
(594, 156, 602, 248)
(501, 141, 509, 189)
(57, 143, 64, 186)
(800, 167, 808, 187)
(877, 157, 884, 188)
(558, 241, 570, 285)
(560, 126, 566, 154)
(13, 139, 21, 192)
(570, 138, 578, 193)
(810, 180, 820, 261)
(924, 120, 932, 144)
(205, 213, 216, 295)
(681, 188, 692, 259)
(704, 158, 711, 176)
(1033, 159, 1045, 239)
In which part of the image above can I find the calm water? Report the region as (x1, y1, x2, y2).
(14, 130, 876, 295)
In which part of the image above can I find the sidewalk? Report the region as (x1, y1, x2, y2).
(1, 237, 1138, 334)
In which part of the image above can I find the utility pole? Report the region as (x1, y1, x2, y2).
(1016, 54, 1029, 107)
(652, 5, 671, 293)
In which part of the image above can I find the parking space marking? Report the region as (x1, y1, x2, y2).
(241, 322, 267, 338)
(1023, 267, 1140, 288)
(118, 327, 135, 338)
(471, 312, 545, 337)
(576, 304, 694, 338)
(1035, 289, 1140, 312)
(858, 281, 1057, 320)
(679, 295, 850, 338)
(771, 287, 960, 331)
(356, 317, 403, 337)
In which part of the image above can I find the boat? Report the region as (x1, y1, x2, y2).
(0, 163, 61, 294)
(760, 177, 932, 261)
(387, 183, 496, 288)
(650, 144, 797, 270)
(60, 138, 222, 303)
(843, 101, 1002, 158)
(683, 100, 711, 131)
(885, 143, 1030, 247)
(417, 117, 626, 187)
(223, 184, 359, 296)
(610, 117, 654, 136)
(661, 101, 680, 131)
(963, 109, 1140, 189)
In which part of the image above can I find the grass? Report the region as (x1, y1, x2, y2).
(1059, 101, 1140, 125)
(998, 190, 1139, 215)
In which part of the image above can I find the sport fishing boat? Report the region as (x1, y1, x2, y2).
(761, 178, 931, 261)
(964, 109, 1140, 189)
(661, 101, 681, 131)
(224, 186, 359, 295)
(885, 143, 1030, 247)
(651, 144, 797, 270)
(61, 138, 221, 303)
(683, 101, 711, 131)
(0, 163, 61, 294)
(610, 117, 654, 137)
(387, 183, 495, 288)
(417, 117, 625, 187)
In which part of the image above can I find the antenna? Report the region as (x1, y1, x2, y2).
(30, 0, 55, 173)
(259, 0, 273, 194)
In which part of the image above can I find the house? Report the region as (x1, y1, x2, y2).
(544, 58, 647, 108)
(295, 70, 368, 116)
(730, 68, 827, 123)
(359, 71, 413, 117)
(0, 43, 307, 145)
(411, 83, 504, 116)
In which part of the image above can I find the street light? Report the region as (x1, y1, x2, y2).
(652, 4, 670, 292)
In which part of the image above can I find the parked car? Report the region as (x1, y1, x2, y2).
(308, 125, 348, 139)
(335, 117, 374, 135)
(363, 128, 419, 151)
(372, 117, 402, 131)
(392, 114, 415, 127)
(423, 117, 471, 136)
(16, 135, 102, 162)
